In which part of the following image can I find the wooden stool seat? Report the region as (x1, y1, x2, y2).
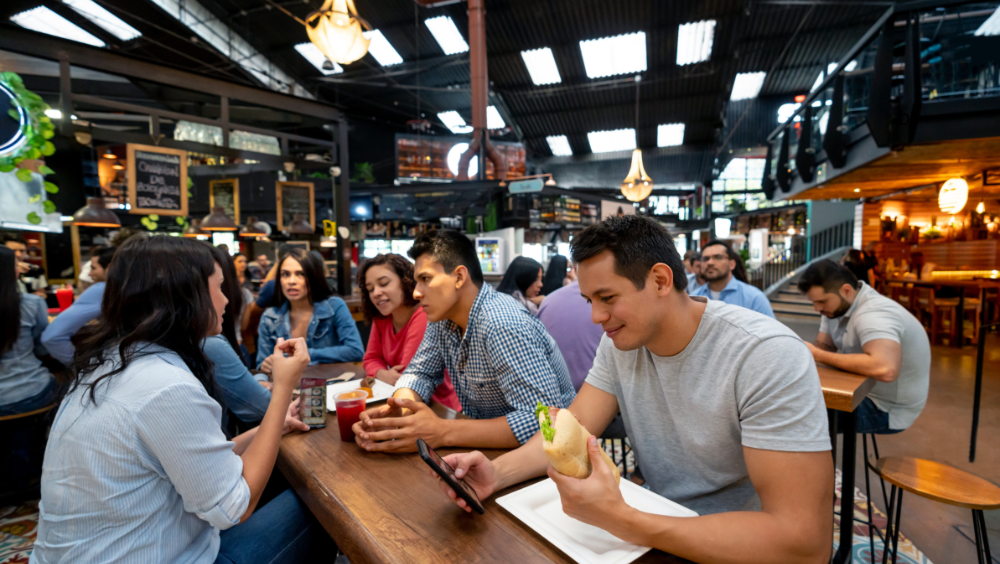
(875, 456, 1000, 510)
(0, 403, 57, 422)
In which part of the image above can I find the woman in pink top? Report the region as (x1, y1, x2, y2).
(358, 254, 461, 411)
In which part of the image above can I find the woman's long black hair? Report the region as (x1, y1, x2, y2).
(271, 247, 332, 308)
(540, 255, 568, 296)
(207, 245, 244, 356)
(0, 246, 21, 355)
(497, 256, 543, 297)
(69, 236, 221, 406)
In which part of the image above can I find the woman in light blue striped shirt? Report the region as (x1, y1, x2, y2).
(31, 236, 333, 564)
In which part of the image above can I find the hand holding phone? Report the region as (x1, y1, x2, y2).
(418, 439, 485, 514)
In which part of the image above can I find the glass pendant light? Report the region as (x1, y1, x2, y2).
(201, 207, 238, 231)
(621, 75, 653, 202)
(287, 213, 314, 234)
(183, 218, 209, 237)
(72, 197, 120, 227)
(239, 216, 268, 237)
(305, 0, 371, 66)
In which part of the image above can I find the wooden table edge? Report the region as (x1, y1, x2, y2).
(818, 365, 876, 413)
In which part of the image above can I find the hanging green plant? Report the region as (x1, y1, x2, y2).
(141, 214, 160, 231)
(0, 71, 61, 225)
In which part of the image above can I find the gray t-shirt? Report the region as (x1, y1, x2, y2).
(585, 299, 830, 516)
(819, 282, 930, 430)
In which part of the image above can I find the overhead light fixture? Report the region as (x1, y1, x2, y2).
(183, 218, 209, 237)
(977, 201, 986, 214)
(588, 129, 636, 153)
(11, 6, 106, 48)
(63, 0, 141, 41)
(939, 178, 969, 214)
(657, 123, 685, 147)
(424, 16, 468, 55)
(731, 72, 767, 101)
(545, 176, 557, 186)
(72, 197, 121, 228)
(546, 135, 573, 157)
(714, 218, 732, 239)
(438, 111, 473, 134)
(676, 20, 715, 66)
(621, 75, 652, 202)
(295, 42, 344, 75)
(102, 148, 117, 159)
(111, 162, 124, 170)
(361, 29, 403, 66)
(201, 207, 238, 231)
(239, 215, 269, 237)
(447, 143, 478, 177)
(777, 102, 802, 123)
(44, 109, 63, 120)
(579, 32, 647, 79)
(287, 213, 314, 234)
(486, 106, 505, 129)
(521, 47, 562, 85)
(305, 0, 371, 65)
(975, 6, 1000, 35)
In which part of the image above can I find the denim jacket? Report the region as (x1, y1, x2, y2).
(1, 294, 54, 407)
(256, 296, 364, 368)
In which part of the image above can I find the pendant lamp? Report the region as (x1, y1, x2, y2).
(239, 216, 268, 237)
(621, 75, 653, 202)
(305, 0, 371, 66)
(201, 207, 238, 231)
(183, 218, 209, 237)
(287, 213, 314, 234)
(72, 197, 121, 228)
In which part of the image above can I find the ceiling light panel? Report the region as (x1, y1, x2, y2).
(521, 47, 561, 85)
(11, 6, 106, 47)
(579, 32, 647, 79)
(362, 30, 404, 66)
(730, 72, 766, 101)
(657, 123, 685, 147)
(424, 16, 468, 55)
(975, 7, 1000, 35)
(676, 20, 715, 66)
(62, 0, 141, 41)
(587, 129, 636, 153)
(438, 111, 470, 134)
(546, 136, 573, 156)
(295, 42, 343, 75)
(486, 106, 505, 129)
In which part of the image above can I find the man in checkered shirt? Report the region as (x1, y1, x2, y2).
(353, 229, 575, 453)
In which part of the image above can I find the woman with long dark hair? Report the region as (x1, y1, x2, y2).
(0, 245, 56, 416)
(540, 255, 570, 296)
(202, 245, 272, 423)
(233, 252, 254, 291)
(358, 254, 460, 411)
(257, 247, 364, 372)
(496, 256, 544, 315)
(33, 236, 331, 563)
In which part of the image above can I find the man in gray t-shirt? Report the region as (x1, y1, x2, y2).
(432, 216, 834, 564)
(798, 259, 930, 433)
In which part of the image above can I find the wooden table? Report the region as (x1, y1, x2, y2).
(818, 364, 875, 564)
(278, 363, 690, 564)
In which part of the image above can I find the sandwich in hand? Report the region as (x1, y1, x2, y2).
(536, 402, 620, 484)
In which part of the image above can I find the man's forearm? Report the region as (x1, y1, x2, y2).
(812, 348, 895, 382)
(440, 417, 521, 449)
(613, 508, 828, 564)
(492, 431, 550, 491)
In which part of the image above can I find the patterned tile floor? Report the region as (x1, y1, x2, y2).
(0, 469, 935, 564)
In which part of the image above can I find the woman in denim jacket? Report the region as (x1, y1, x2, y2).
(257, 248, 363, 371)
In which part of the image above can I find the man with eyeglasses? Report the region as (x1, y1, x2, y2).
(690, 240, 774, 318)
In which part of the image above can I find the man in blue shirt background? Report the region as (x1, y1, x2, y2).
(691, 239, 774, 318)
(42, 246, 117, 365)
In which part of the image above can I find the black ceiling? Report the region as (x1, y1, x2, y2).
(1, 0, 890, 187)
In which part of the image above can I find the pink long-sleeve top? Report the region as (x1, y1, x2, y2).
(363, 307, 461, 411)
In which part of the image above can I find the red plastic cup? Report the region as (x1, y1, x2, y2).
(56, 287, 74, 311)
(335, 390, 368, 442)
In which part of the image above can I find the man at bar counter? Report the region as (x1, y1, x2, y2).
(798, 259, 930, 434)
(353, 229, 576, 451)
(433, 216, 833, 564)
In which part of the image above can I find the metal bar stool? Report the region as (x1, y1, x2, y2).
(874, 456, 1000, 564)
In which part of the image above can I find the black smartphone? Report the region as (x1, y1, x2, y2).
(417, 438, 485, 515)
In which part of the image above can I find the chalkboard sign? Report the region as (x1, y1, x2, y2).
(209, 178, 240, 224)
(127, 143, 188, 216)
(276, 181, 315, 232)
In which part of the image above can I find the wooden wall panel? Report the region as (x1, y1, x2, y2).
(913, 240, 997, 270)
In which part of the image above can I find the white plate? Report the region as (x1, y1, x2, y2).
(325, 379, 395, 412)
(496, 478, 697, 564)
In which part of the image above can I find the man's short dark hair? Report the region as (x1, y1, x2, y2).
(571, 215, 687, 292)
(701, 239, 749, 284)
(96, 247, 117, 270)
(683, 250, 700, 264)
(408, 229, 484, 288)
(797, 259, 859, 294)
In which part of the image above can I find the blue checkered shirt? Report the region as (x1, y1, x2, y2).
(395, 284, 576, 444)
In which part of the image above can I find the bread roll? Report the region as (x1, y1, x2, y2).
(538, 407, 621, 484)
